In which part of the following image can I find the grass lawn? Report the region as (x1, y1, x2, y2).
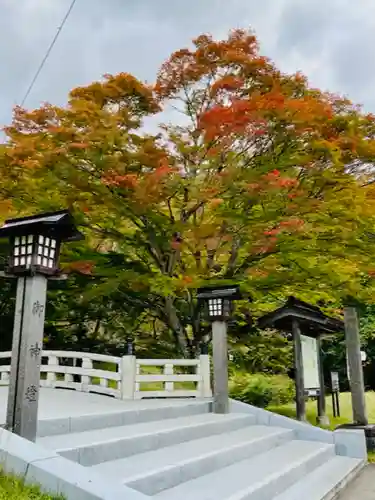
(267, 391, 375, 429)
(90, 362, 196, 391)
(0, 469, 63, 500)
(268, 391, 375, 462)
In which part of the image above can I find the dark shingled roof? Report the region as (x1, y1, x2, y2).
(257, 296, 344, 338)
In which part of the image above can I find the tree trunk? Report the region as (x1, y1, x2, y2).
(164, 296, 189, 357)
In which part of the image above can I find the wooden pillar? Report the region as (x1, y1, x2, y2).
(344, 306, 368, 425)
(316, 336, 330, 426)
(292, 319, 306, 421)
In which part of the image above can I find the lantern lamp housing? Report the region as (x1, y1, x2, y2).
(0, 210, 83, 276)
(197, 284, 241, 321)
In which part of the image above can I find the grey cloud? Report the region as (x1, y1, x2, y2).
(1, 0, 375, 131)
(275, 0, 375, 109)
(276, 0, 347, 55)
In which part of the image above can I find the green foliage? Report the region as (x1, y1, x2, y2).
(229, 372, 295, 408)
(229, 327, 293, 375)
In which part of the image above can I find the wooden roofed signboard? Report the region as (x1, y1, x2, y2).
(258, 297, 344, 423)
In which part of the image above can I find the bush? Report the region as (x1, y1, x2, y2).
(229, 372, 295, 408)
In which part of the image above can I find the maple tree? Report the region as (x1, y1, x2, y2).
(2, 29, 375, 356)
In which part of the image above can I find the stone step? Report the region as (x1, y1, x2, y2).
(272, 455, 365, 500)
(37, 412, 255, 466)
(37, 399, 211, 437)
(91, 425, 294, 496)
(154, 440, 335, 500)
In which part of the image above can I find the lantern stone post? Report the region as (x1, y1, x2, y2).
(197, 285, 241, 414)
(0, 210, 83, 442)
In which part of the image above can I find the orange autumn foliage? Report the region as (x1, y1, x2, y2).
(209, 198, 224, 208)
(66, 261, 95, 275)
(102, 172, 139, 189)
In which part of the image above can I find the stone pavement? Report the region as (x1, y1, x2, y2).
(338, 464, 375, 499)
(0, 385, 132, 425)
(0, 386, 200, 425)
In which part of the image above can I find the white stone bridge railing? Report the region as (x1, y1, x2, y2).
(0, 350, 212, 400)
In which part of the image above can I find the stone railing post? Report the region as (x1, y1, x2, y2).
(46, 355, 58, 387)
(121, 355, 136, 399)
(81, 357, 93, 391)
(198, 354, 212, 398)
(164, 362, 174, 392)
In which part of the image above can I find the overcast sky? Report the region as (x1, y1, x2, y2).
(2, 0, 375, 130)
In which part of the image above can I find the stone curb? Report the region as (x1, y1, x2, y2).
(0, 427, 148, 500)
(230, 399, 367, 459)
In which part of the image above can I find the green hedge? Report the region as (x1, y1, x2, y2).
(229, 372, 295, 408)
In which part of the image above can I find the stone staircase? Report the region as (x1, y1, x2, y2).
(35, 398, 365, 500)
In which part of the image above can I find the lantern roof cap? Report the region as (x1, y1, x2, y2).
(257, 296, 344, 337)
(0, 210, 83, 242)
(197, 284, 242, 301)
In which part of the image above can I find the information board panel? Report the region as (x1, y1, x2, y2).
(331, 371, 339, 392)
(301, 334, 320, 390)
